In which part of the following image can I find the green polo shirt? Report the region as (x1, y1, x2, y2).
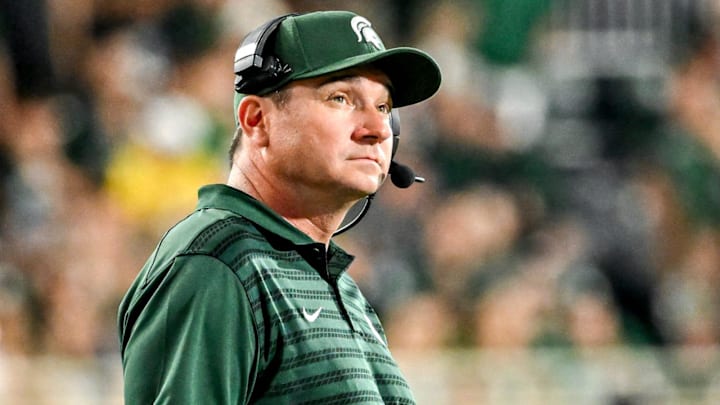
(118, 184, 415, 404)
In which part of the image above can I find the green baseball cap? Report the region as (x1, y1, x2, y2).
(234, 11, 441, 122)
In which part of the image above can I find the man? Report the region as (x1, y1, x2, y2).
(118, 10, 441, 404)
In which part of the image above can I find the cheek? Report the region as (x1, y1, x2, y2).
(271, 113, 315, 154)
(383, 137, 394, 168)
(272, 105, 351, 170)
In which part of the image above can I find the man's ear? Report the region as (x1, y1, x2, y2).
(237, 96, 269, 147)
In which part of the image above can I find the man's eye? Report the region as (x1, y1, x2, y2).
(378, 104, 391, 114)
(331, 94, 348, 104)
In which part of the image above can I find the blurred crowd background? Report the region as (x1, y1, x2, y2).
(2, 0, 720, 403)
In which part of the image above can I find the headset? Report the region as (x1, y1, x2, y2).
(234, 14, 298, 94)
(234, 14, 424, 235)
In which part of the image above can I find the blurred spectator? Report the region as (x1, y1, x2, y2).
(472, 274, 550, 348)
(423, 185, 523, 302)
(385, 293, 459, 350)
(0, 0, 56, 99)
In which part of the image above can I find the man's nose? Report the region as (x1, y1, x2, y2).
(354, 108, 392, 143)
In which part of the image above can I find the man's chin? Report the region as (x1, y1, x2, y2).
(343, 179, 383, 201)
(367, 172, 388, 194)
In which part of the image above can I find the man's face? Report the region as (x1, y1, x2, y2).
(263, 66, 394, 202)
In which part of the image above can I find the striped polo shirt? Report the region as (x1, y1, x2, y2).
(118, 184, 415, 404)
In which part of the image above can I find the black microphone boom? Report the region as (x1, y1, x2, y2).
(389, 161, 425, 189)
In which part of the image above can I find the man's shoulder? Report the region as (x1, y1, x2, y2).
(164, 207, 265, 258)
(136, 208, 260, 281)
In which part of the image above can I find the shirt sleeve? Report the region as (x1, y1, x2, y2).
(122, 254, 259, 405)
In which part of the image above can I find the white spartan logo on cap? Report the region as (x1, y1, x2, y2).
(351, 16, 384, 50)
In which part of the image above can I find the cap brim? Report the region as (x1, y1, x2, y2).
(290, 47, 442, 108)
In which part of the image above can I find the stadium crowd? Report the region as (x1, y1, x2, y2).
(1, 0, 720, 402)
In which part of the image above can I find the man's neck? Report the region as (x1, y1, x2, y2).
(227, 166, 353, 245)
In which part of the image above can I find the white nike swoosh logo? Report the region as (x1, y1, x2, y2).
(302, 307, 323, 323)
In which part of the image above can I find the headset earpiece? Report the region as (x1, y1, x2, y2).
(234, 13, 299, 94)
(390, 109, 400, 159)
(388, 110, 424, 188)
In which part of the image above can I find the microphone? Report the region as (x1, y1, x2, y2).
(389, 161, 425, 189)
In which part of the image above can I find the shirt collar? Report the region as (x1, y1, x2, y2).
(197, 184, 318, 243)
(196, 184, 354, 276)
